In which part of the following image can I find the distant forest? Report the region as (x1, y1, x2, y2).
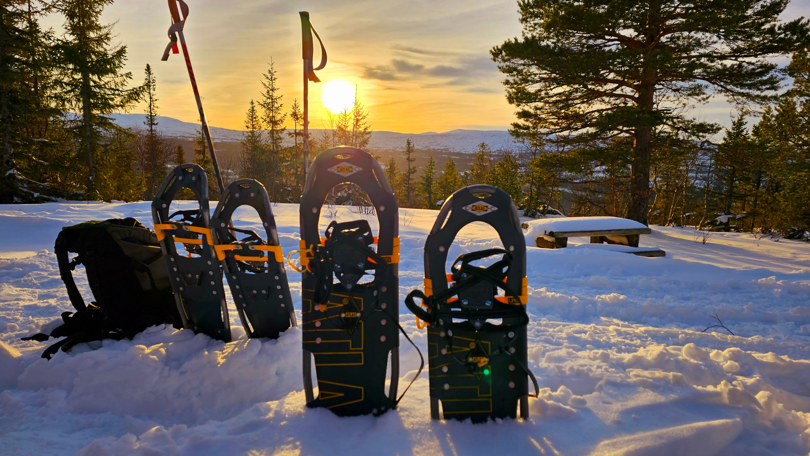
(1, 1, 808, 238)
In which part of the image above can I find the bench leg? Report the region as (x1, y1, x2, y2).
(535, 236, 568, 249)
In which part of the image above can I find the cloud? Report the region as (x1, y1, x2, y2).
(362, 54, 497, 86)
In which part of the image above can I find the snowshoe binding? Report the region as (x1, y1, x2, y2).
(297, 146, 401, 416)
(210, 179, 295, 339)
(152, 164, 230, 341)
(406, 185, 537, 422)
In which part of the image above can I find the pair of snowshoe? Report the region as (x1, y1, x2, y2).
(151, 164, 295, 342)
(298, 147, 536, 422)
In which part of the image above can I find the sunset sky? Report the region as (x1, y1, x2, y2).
(94, 0, 810, 134)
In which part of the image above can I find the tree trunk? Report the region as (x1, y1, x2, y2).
(628, 125, 652, 225)
(82, 71, 95, 198)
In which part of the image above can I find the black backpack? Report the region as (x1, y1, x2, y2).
(24, 218, 181, 359)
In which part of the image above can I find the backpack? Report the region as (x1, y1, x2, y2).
(23, 218, 181, 359)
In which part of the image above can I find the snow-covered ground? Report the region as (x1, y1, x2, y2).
(1, 201, 809, 455)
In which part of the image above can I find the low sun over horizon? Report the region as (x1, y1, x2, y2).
(93, 1, 810, 135)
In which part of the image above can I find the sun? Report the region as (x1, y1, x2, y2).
(321, 79, 356, 114)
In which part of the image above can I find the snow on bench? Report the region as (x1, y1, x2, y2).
(522, 216, 665, 257)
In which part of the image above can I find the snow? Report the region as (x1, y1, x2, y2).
(523, 216, 649, 239)
(2, 201, 810, 455)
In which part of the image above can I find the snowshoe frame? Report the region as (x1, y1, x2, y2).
(298, 146, 400, 416)
(152, 164, 230, 341)
(211, 179, 296, 339)
(406, 185, 533, 422)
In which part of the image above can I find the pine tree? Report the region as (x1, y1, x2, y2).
(397, 139, 418, 207)
(436, 158, 462, 203)
(465, 142, 492, 185)
(492, 0, 810, 224)
(259, 58, 285, 199)
(240, 99, 265, 181)
(140, 63, 167, 199)
(491, 153, 522, 206)
(334, 95, 372, 149)
(193, 125, 217, 199)
(173, 144, 185, 165)
(419, 155, 437, 208)
(386, 157, 400, 202)
(54, 0, 143, 199)
(0, 1, 70, 202)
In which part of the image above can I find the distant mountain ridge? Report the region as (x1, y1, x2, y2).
(109, 113, 521, 153)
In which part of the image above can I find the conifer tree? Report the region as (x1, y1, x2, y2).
(437, 158, 462, 202)
(492, 0, 810, 224)
(259, 58, 286, 199)
(240, 99, 265, 182)
(398, 139, 418, 207)
(419, 155, 437, 208)
(386, 157, 400, 201)
(491, 153, 522, 205)
(465, 142, 492, 185)
(54, 0, 143, 199)
(140, 63, 167, 199)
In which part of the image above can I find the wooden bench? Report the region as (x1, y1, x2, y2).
(523, 216, 665, 257)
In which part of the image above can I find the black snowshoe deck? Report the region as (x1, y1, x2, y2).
(211, 179, 295, 339)
(152, 164, 230, 341)
(298, 147, 400, 416)
(406, 185, 536, 422)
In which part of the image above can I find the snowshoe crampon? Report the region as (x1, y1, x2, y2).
(296, 147, 400, 416)
(211, 179, 295, 339)
(406, 185, 538, 422)
(152, 164, 230, 341)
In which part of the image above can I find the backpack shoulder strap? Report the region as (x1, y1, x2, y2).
(54, 228, 86, 312)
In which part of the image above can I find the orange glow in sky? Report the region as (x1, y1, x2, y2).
(96, 1, 524, 133)
(95, 1, 809, 134)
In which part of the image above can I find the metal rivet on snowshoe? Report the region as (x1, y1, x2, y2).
(316, 337, 322, 344)
(276, 285, 281, 289)
(508, 331, 515, 338)
(380, 205, 385, 211)
(380, 336, 386, 342)
(443, 383, 450, 390)
(508, 381, 515, 389)
(212, 290, 217, 294)
(509, 245, 515, 251)
(441, 348, 447, 355)
(440, 331, 446, 337)
(462, 299, 469, 306)
(315, 321, 320, 327)
(509, 364, 515, 371)
(372, 290, 378, 296)
(262, 290, 267, 294)
(473, 321, 482, 330)
(447, 330, 454, 337)
(442, 366, 448, 373)
(179, 287, 184, 291)
(439, 246, 445, 252)
(234, 193, 239, 198)
(509, 347, 516, 354)
(381, 319, 387, 326)
(381, 303, 387, 309)
(485, 300, 492, 306)
(278, 295, 283, 299)
(381, 286, 387, 292)
(438, 319, 444, 325)
(274, 275, 279, 280)
(252, 290, 257, 294)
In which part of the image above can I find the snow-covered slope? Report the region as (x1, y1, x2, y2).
(109, 113, 519, 153)
(1, 202, 810, 455)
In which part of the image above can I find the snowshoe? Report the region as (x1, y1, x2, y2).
(297, 146, 401, 416)
(405, 185, 537, 422)
(210, 179, 295, 339)
(152, 164, 230, 341)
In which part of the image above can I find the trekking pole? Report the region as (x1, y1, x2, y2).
(299, 11, 327, 183)
(162, 0, 225, 195)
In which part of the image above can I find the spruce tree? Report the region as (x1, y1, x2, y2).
(465, 142, 492, 185)
(140, 63, 167, 199)
(259, 58, 285, 199)
(398, 139, 418, 207)
(419, 155, 437, 208)
(240, 99, 265, 181)
(492, 0, 810, 224)
(491, 153, 523, 206)
(54, 0, 143, 199)
(437, 158, 462, 203)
